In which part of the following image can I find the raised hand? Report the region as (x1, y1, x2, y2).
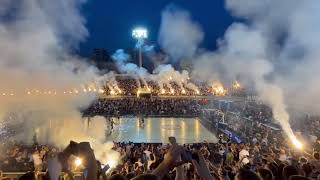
(192, 152, 214, 180)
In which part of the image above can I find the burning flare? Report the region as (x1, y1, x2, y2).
(233, 81, 241, 90)
(74, 157, 82, 167)
(212, 82, 226, 96)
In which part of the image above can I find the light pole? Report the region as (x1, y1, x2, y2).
(132, 27, 148, 68)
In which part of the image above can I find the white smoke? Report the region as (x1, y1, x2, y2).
(0, 0, 120, 160)
(112, 49, 199, 93)
(112, 49, 149, 87)
(158, 1, 320, 146)
(112, 49, 149, 77)
(158, 5, 204, 62)
(223, 0, 320, 114)
(153, 64, 199, 92)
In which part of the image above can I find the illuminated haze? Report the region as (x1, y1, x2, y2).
(0, 0, 121, 164)
(159, 1, 320, 145)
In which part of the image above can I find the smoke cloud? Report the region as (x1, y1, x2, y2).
(159, 1, 320, 145)
(158, 5, 204, 62)
(112, 49, 199, 93)
(112, 49, 149, 77)
(223, 0, 320, 113)
(0, 0, 120, 162)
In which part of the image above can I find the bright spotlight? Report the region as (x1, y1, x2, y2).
(132, 27, 148, 39)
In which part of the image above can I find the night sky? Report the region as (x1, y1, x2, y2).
(79, 0, 235, 57)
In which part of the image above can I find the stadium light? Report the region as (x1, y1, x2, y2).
(132, 27, 148, 68)
(132, 27, 148, 39)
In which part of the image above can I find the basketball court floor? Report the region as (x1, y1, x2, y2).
(107, 117, 217, 144)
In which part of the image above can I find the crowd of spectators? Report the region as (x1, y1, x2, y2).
(101, 77, 244, 97)
(201, 105, 278, 145)
(0, 143, 58, 172)
(1, 136, 319, 179)
(291, 116, 320, 143)
(108, 140, 320, 180)
(0, 99, 319, 179)
(84, 98, 201, 117)
(241, 103, 273, 124)
(238, 103, 318, 149)
(203, 101, 319, 149)
(115, 78, 139, 96)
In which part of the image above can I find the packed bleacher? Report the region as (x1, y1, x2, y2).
(1, 100, 320, 179)
(84, 98, 201, 117)
(101, 77, 244, 97)
(202, 101, 319, 148)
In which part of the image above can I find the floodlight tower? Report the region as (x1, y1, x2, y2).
(132, 27, 148, 68)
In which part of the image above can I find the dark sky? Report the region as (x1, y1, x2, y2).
(79, 0, 235, 57)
